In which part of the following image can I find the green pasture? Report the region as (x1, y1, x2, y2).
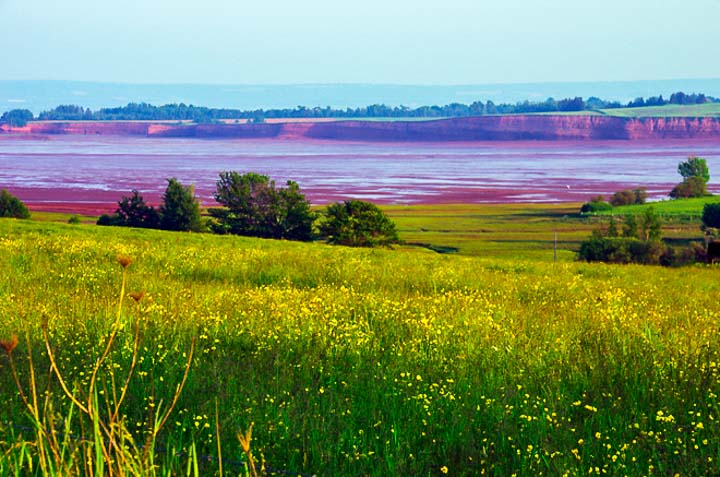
(589, 196, 720, 218)
(0, 215, 719, 475)
(599, 102, 720, 118)
(29, 201, 708, 262)
(386, 202, 704, 260)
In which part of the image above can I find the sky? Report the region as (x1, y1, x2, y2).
(1, 0, 719, 85)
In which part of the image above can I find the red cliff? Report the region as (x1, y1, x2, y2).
(3, 116, 720, 141)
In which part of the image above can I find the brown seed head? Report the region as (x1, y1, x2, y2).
(129, 290, 146, 302)
(0, 334, 18, 355)
(117, 255, 133, 269)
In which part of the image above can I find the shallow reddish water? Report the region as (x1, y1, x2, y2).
(1, 135, 720, 214)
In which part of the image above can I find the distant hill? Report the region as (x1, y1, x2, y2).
(3, 79, 720, 114)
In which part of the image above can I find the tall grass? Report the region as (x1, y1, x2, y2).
(1, 219, 719, 475)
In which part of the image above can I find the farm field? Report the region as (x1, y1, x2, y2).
(1, 206, 719, 476)
(590, 196, 720, 218)
(525, 103, 720, 118)
(27, 201, 709, 261)
(599, 103, 720, 118)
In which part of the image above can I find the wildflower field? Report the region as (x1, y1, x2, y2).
(1, 215, 719, 476)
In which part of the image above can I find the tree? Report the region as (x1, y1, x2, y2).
(622, 215, 638, 238)
(97, 190, 159, 228)
(634, 188, 648, 204)
(0, 189, 30, 218)
(0, 109, 34, 127)
(640, 207, 662, 241)
(210, 171, 314, 241)
(275, 180, 315, 241)
(671, 157, 710, 198)
(319, 200, 399, 247)
(159, 178, 203, 232)
(678, 156, 710, 183)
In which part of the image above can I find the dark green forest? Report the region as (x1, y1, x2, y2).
(1, 91, 717, 126)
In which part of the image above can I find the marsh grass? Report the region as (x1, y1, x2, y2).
(0, 218, 719, 475)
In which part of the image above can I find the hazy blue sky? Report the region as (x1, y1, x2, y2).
(1, 0, 719, 85)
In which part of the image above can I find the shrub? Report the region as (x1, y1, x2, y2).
(319, 200, 399, 247)
(579, 210, 665, 265)
(97, 190, 159, 228)
(609, 190, 635, 207)
(634, 188, 648, 204)
(660, 243, 705, 267)
(610, 188, 647, 206)
(68, 215, 81, 225)
(580, 196, 612, 213)
(702, 203, 720, 229)
(626, 239, 666, 265)
(0, 189, 30, 219)
(97, 213, 127, 226)
(669, 177, 707, 199)
(578, 236, 666, 265)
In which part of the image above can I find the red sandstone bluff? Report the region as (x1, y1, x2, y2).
(3, 116, 720, 140)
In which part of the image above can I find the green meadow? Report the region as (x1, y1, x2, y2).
(599, 103, 720, 118)
(589, 196, 720, 219)
(0, 203, 719, 476)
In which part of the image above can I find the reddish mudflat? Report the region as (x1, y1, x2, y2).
(1, 135, 719, 215)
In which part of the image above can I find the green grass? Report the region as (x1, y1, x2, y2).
(386, 202, 703, 260)
(589, 196, 720, 218)
(1, 211, 719, 475)
(526, 110, 604, 116)
(30, 202, 706, 261)
(599, 102, 720, 118)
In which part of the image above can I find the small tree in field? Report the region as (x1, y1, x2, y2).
(0, 189, 30, 219)
(210, 171, 314, 241)
(678, 156, 710, 184)
(319, 200, 399, 247)
(670, 156, 710, 198)
(159, 178, 203, 232)
(98, 190, 159, 228)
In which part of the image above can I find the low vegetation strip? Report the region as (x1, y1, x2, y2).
(592, 197, 720, 218)
(1, 219, 719, 475)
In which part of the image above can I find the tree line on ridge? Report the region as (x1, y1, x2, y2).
(1, 91, 717, 127)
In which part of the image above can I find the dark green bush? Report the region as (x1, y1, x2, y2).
(0, 189, 30, 219)
(669, 177, 707, 198)
(580, 198, 612, 213)
(610, 188, 647, 206)
(97, 190, 159, 228)
(660, 243, 705, 267)
(578, 236, 666, 265)
(319, 200, 399, 247)
(702, 203, 720, 229)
